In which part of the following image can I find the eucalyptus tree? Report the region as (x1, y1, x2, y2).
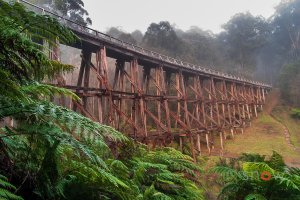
(220, 12, 270, 77)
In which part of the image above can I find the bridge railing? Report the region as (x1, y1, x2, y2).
(18, 0, 271, 88)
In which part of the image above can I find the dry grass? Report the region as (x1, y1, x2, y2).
(224, 112, 300, 166)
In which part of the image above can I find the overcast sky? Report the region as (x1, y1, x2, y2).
(83, 0, 281, 34)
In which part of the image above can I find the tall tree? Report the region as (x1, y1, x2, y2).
(220, 12, 270, 76)
(131, 30, 143, 44)
(106, 27, 137, 44)
(178, 27, 220, 67)
(28, 0, 92, 25)
(272, 0, 300, 60)
(143, 21, 185, 57)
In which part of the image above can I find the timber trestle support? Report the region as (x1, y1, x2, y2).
(53, 46, 269, 157)
(26, 0, 271, 157)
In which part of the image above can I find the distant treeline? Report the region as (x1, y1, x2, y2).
(106, 0, 300, 107)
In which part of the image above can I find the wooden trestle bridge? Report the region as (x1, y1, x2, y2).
(22, 0, 271, 157)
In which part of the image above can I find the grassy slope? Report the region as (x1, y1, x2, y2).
(223, 89, 300, 166)
(272, 105, 300, 148)
(201, 90, 300, 199)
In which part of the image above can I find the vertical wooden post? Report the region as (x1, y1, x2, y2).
(219, 131, 224, 152)
(230, 128, 234, 138)
(179, 136, 183, 152)
(200, 79, 207, 129)
(211, 78, 221, 127)
(138, 66, 147, 138)
(262, 88, 266, 103)
(206, 132, 211, 154)
(73, 49, 91, 112)
(130, 59, 137, 138)
(161, 68, 171, 132)
(155, 67, 162, 137)
(82, 51, 92, 110)
(208, 80, 213, 129)
(175, 72, 181, 128)
(197, 133, 201, 155)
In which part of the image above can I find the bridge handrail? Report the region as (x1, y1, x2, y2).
(18, 0, 271, 88)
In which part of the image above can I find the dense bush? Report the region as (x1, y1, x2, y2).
(0, 1, 203, 199)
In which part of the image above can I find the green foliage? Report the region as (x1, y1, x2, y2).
(0, 3, 203, 200)
(0, 0, 77, 99)
(245, 194, 267, 200)
(291, 108, 300, 119)
(127, 146, 204, 200)
(266, 151, 285, 172)
(212, 152, 300, 200)
(143, 21, 185, 57)
(239, 153, 265, 162)
(29, 0, 92, 26)
(278, 61, 300, 106)
(0, 174, 23, 200)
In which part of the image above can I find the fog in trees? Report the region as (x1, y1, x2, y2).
(103, 0, 300, 106)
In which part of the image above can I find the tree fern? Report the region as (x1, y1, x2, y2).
(0, 0, 77, 98)
(0, 174, 23, 200)
(213, 152, 300, 200)
(0, 1, 205, 199)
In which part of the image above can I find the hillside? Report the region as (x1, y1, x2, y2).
(223, 89, 300, 166)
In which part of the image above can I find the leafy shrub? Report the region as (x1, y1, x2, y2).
(291, 108, 300, 119)
(212, 151, 300, 200)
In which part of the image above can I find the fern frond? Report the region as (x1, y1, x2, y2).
(144, 147, 201, 177)
(211, 166, 239, 181)
(0, 69, 25, 101)
(20, 82, 79, 101)
(245, 193, 267, 200)
(218, 182, 240, 199)
(0, 174, 23, 200)
(273, 172, 300, 191)
(242, 162, 275, 175)
(287, 167, 300, 176)
(0, 100, 128, 143)
(143, 184, 173, 200)
(267, 151, 286, 172)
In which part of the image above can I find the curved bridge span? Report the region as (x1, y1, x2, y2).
(21, 0, 271, 156)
